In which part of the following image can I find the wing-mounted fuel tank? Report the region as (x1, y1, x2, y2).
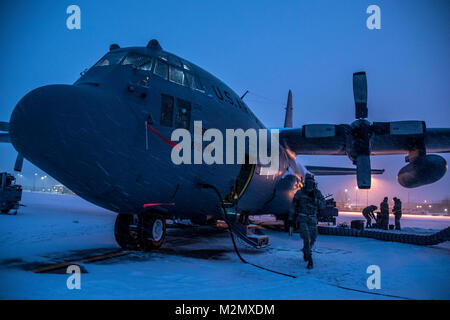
(398, 154, 447, 188)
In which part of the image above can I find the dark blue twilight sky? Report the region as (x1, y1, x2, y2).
(0, 0, 449, 204)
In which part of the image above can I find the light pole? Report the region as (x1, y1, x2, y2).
(41, 175, 47, 191)
(355, 186, 358, 210)
(33, 173, 38, 191)
(407, 192, 410, 212)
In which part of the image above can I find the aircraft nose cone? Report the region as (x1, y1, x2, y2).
(9, 84, 150, 212)
(10, 85, 87, 158)
(9, 84, 115, 193)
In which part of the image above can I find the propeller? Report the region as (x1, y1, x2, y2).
(348, 72, 426, 188)
(0, 121, 24, 172)
(302, 71, 426, 189)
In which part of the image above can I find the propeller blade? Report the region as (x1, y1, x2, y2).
(356, 155, 371, 189)
(14, 153, 24, 172)
(0, 121, 9, 132)
(353, 72, 368, 119)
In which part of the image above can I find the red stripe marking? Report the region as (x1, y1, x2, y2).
(142, 202, 175, 209)
(146, 124, 180, 150)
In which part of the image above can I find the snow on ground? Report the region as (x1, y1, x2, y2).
(0, 192, 449, 300)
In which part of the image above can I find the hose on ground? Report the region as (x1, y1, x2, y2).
(198, 183, 297, 279)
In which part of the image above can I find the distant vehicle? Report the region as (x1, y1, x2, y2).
(0, 172, 22, 215)
(0, 40, 448, 249)
(317, 196, 338, 225)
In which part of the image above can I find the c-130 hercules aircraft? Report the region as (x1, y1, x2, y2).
(0, 40, 449, 250)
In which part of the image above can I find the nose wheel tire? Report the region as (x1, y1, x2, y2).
(140, 215, 166, 250)
(114, 213, 166, 250)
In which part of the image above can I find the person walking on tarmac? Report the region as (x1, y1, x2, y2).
(393, 197, 402, 230)
(362, 205, 377, 228)
(380, 197, 389, 230)
(288, 174, 325, 269)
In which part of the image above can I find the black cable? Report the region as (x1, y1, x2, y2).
(198, 183, 296, 279)
(330, 284, 414, 300)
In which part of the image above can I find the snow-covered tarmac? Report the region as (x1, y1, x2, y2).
(0, 192, 449, 299)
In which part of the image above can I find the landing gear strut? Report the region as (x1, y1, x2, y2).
(114, 212, 166, 250)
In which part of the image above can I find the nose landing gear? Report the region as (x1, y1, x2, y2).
(140, 214, 166, 250)
(114, 212, 166, 250)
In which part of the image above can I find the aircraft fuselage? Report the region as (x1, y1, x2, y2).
(9, 44, 304, 221)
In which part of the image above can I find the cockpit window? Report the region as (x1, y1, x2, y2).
(154, 58, 169, 80)
(94, 52, 127, 67)
(152, 56, 205, 93)
(121, 53, 153, 71)
(168, 55, 182, 68)
(183, 73, 194, 88)
(169, 65, 184, 85)
(192, 76, 205, 92)
(183, 73, 204, 91)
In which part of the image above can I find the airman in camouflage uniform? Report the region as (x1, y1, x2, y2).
(380, 197, 389, 230)
(362, 205, 377, 228)
(288, 174, 325, 269)
(393, 197, 402, 230)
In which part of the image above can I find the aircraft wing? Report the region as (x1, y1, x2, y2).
(0, 122, 10, 143)
(279, 124, 450, 189)
(279, 126, 347, 155)
(0, 121, 24, 171)
(0, 133, 10, 143)
(305, 165, 384, 176)
(280, 126, 450, 156)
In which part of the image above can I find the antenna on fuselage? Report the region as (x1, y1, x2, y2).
(240, 90, 249, 100)
(283, 89, 293, 128)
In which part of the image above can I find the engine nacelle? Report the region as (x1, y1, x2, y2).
(397, 154, 447, 188)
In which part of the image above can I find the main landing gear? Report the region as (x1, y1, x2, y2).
(114, 212, 166, 250)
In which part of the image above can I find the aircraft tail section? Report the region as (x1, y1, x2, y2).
(283, 90, 293, 128)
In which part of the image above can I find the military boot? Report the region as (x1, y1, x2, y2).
(302, 248, 308, 261)
(306, 256, 314, 269)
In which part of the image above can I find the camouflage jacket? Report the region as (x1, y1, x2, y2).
(289, 188, 326, 220)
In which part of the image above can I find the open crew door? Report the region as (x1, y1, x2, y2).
(225, 154, 255, 204)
